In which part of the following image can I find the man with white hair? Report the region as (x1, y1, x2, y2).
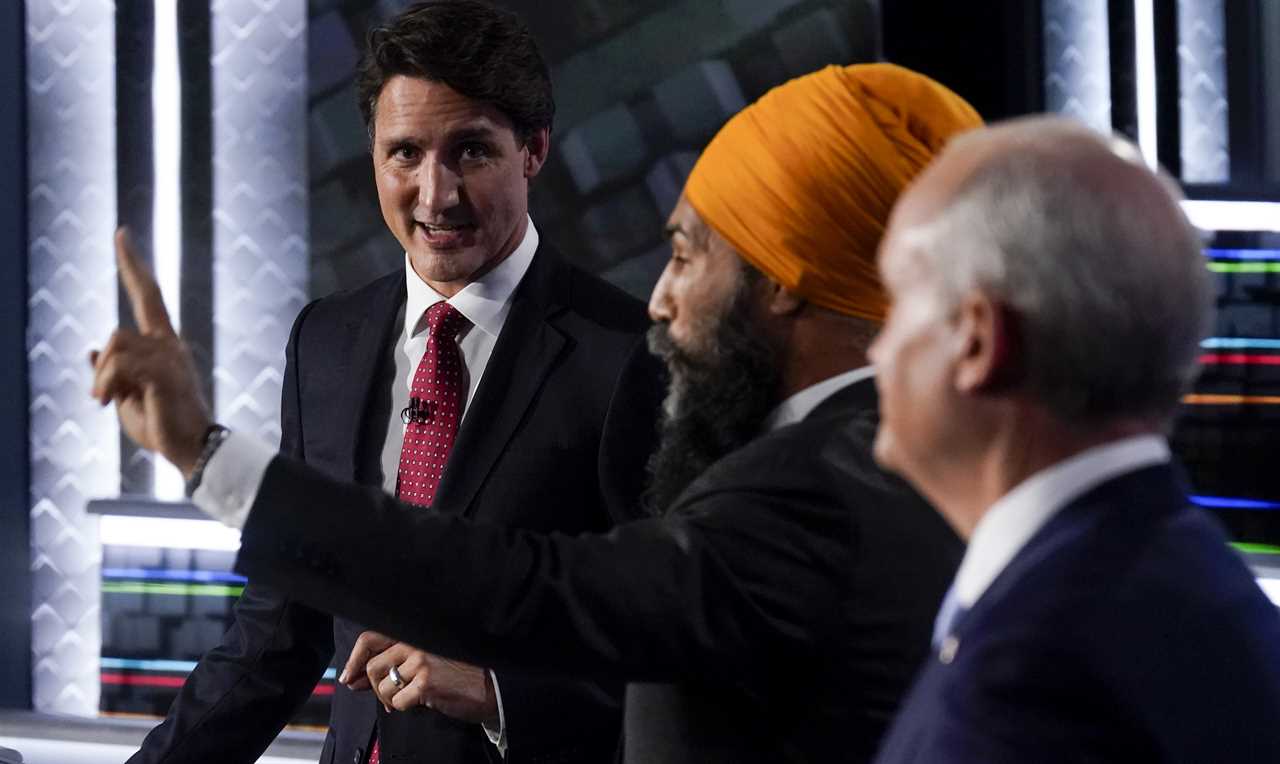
(869, 116, 1280, 762)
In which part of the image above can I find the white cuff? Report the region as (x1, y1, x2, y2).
(481, 669, 508, 756)
(190, 430, 276, 530)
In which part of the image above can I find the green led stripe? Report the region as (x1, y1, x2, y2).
(1231, 542, 1280, 556)
(102, 582, 245, 597)
(1208, 262, 1280, 273)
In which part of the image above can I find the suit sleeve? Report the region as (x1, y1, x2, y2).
(234, 456, 851, 694)
(129, 300, 334, 764)
(486, 335, 665, 761)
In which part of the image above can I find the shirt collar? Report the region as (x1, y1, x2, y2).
(762, 366, 876, 432)
(404, 215, 539, 340)
(952, 433, 1171, 608)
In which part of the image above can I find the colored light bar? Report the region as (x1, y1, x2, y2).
(102, 567, 247, 584)
(1199, 353, 1280, 366)
(1205, 249, 1280, 261)
(102, 581, 245, 597)
(1181, 200, 1280, 232)
(1182, 394, 1280, 406)
(1232, 542, 1280, 556)
(1203, 338, 1280, 350)
(1207, 262, 1280, 273)
(101, 656, 338, 680)
(1191, 495, 1280, 510)
(102, 673, 186, 689)
(98, 515, 241, 551)
(100, 672, 334, 695)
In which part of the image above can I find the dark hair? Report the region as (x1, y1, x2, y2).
(356, 0, 554, 146)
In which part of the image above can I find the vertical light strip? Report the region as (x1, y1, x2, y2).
(1133, 0, 1159, 166)
(1042, 0, 1112, 133)
(153, 0, 186, 500)
(27, 0, 118, 715)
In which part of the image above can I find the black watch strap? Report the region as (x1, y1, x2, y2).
(184, 424, 231, 498)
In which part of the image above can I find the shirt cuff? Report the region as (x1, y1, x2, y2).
(481, 669, 508, 756)
(191, 430, 276, 530)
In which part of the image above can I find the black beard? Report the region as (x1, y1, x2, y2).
(643, 289, 781, 515)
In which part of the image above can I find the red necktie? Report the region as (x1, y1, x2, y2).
(369, 301, 469, 764)
(396, 300, 469, 507)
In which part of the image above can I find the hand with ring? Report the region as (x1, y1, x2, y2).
(341, 630, 499, 724)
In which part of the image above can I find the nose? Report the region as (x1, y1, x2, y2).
(417, 158, 462, 216)
(648, 259, 677, 323)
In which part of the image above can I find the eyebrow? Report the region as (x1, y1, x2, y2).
(449, 125, 500, 143)
(376, 122, 501, 148)
(662, 223, 684, 240)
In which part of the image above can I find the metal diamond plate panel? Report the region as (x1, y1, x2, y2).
(211, 0, 308, 444)
(26, 0, 118, 715)
(1043, 0, 1112, 133)
(1177, 0, 1228, 183)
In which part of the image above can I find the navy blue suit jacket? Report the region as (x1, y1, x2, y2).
(875, 463, 1280, 763)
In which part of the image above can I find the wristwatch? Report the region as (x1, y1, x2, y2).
(184, 424, 231, 498)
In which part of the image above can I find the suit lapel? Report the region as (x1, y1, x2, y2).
(331, 271, 405, 480)
(958, 463, 1185, 640)
(432, 245, 569, 516)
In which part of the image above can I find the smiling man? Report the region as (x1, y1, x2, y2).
(127, 2, 662, 763)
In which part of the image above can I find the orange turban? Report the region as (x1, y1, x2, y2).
(683, 63, 983, 321)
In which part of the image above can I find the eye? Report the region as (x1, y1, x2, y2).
(460, 142, 491, 161)
(391, 144, 420, 162)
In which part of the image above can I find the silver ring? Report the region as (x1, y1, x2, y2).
(388, 665, 404, 689)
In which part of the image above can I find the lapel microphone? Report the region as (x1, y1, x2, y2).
(401, 396, 436, 425)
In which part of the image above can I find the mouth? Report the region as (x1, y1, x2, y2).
(414, 221, 476, 249)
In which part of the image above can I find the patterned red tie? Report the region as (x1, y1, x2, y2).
(369, 301, 469, 764)
(396, 300, 469, 507)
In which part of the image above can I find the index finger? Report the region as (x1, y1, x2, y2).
(115, 227, 174, 336)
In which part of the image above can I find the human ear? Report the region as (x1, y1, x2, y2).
(523, 127, 551, 178)
(953, 293, 1018, 393)
(765, 281, 805, 316)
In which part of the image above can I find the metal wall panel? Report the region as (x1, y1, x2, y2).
(26, 0, 118, 715)
(211, 0, 309, 445)
(1043, 0, 1112, 132)
(1177, 0, 1229, 183)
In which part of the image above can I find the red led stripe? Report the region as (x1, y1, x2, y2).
(1199, 353, 1280, 365)
(101, 673, 186, 688)
(102, 672, 333, 696)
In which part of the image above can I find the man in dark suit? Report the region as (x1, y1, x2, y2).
(93, 65, 979, 761)
(867, 117, 1280, 762)
(125, 2, 661, 762)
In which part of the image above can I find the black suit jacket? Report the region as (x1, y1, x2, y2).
(132, 246, 663, 764)
(234, 379, 964, 762)
(874, 463, 1280, 763)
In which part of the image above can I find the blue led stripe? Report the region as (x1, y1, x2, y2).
(1202, 338, 1280, 350)
(1190, 495, 1280, 510)
(1205, 248, 1280, 261)
(101, 658, 197, 672)
(101, 657, 337, 680)
(101, 567, 248, 584)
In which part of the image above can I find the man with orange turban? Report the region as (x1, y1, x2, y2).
(92, 63, 981, 762)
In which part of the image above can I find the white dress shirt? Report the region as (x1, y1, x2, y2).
(762, 365, 875, 433)
(195, 216, 539, 755)
(950, 434, 1172, 613)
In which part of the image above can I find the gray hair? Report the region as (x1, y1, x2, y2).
(908, 116, 1213, 425)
